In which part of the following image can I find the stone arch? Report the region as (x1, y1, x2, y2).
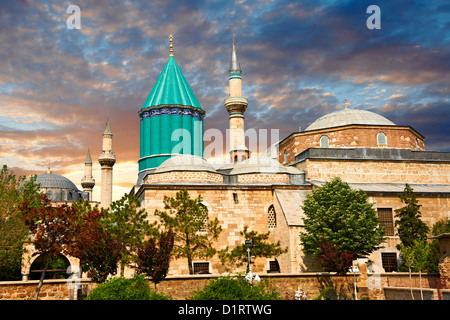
(21, 246, 80, 281)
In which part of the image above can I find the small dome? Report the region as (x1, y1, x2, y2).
(34, 173, 79, 191)
(25, 173, 81, 202)
(229, 157, 292, 175)
(155, 155, 217, 173)
(305, 108, 395, 131)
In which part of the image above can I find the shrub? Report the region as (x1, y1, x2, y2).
(189, 275, 282, 300)
(86, 275, 171, 300)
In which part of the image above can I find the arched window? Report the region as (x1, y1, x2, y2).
(268, 205, 277, 228)
(320, 135, 329, 148)
(284, 149, 288, 164)
(234, 155, 238, 163)
(377, 132, 387, 146)
(241, 155, 246, 161)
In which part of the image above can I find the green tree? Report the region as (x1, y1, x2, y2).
(299, 177, 385, 273)
(398, 239, 432, 300)
(428, 218, 450, 272)
(155, 189, 222, 275)
(219, 226, 287, 272)
(101, 193, 155, 275)
(0, 166, 41, 281)
(394, 184, 429, 248)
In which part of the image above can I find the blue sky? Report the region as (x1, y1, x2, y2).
(0, 0, 449, 200)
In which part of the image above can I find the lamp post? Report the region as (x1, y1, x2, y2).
(349, 264, 360, 300)
(244, 239, 260, 285)
(245, 239, 252, 273)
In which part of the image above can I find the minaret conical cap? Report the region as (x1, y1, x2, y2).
(103, 119, 112, 135)
(85, 149, 93, 164)
(229, 35, 241, 72)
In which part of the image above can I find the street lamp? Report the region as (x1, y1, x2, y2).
(245, 240, 252, 272)
(244, 239, 260, 285)
(349, 264, 360, 300)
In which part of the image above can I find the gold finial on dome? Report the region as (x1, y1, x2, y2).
(47, 165, 52, 174)
(169, 34, 173, 57)
(345, 97, 349, 110)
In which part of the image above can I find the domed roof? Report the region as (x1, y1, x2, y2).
(305, 108, 395, 131)
(23, 172, 82, 202)
(155, 155, 217, 173)
(229, 157, 293, 175)
(34, 173, 79, 191)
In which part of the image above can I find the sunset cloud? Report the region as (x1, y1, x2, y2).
(0, 0, 448, 201)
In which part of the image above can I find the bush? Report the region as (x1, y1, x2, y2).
(189, 275, 282, 300)
(86, 275, 171, 300)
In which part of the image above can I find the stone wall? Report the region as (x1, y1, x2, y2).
(1, 272, 448, 300)
(145, 171, 224, 184)
(140, 186, 278, 275)
(302, 158, 450, 184)
(279, 125, 424, 165)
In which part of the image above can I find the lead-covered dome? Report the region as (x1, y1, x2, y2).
(25, 172, 82, 202)
(155, 154, 217, 173)
(305, 108, 395, 131)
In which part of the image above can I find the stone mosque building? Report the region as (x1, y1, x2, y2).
(21, 36, 450, 278)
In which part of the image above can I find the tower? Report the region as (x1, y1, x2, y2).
(80, 149, 95, 200)
(224, 36, 249, 163)
(98, 119, 116, 208)
(138, 35, 205, 179)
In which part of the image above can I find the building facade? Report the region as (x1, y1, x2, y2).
(21, 36, 450, 279)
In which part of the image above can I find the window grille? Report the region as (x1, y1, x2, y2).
(268, 260, 280, 273)
(193, 262, 210, 274)
(381, 252, 397, 272)
(268, 205, 277, 228)
(194, 205, 208, 233)
(377, 208, 394, 236)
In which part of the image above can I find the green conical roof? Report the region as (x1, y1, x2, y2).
(142, 56, 202, 110)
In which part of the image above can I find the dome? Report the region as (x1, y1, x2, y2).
(25, 172, 82, 202)
(229, 157, 293, 175)
(305, 108, 395, 131)
(155, 155, 217, 173)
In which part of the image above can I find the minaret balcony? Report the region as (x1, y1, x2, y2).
(224, 97, 248, 114)
(98, 151, 116, 167)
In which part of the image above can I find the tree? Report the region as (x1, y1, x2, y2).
(395, 184, 429, 248)
(155, 189, 222, 274)
(0, 166, 41, 281)
(101, 193, 155, 276)
(316, 238, 356, 275)
(299, 177, 385, 273)
(219, 226, 288, 272)
(136, 229, 175, 290)
(20, 195, 79, 299)
(398, 239, 432, 300)
(68, 200, 123, 283)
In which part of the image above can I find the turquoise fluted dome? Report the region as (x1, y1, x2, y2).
(138, 56, 205, 172)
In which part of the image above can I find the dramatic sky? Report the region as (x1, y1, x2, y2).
(1, 0, 449, 201)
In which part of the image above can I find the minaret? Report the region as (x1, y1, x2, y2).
(98, 119, 116, 208)
(81, 149, 95, 200)
(224, 36, 249, 163)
